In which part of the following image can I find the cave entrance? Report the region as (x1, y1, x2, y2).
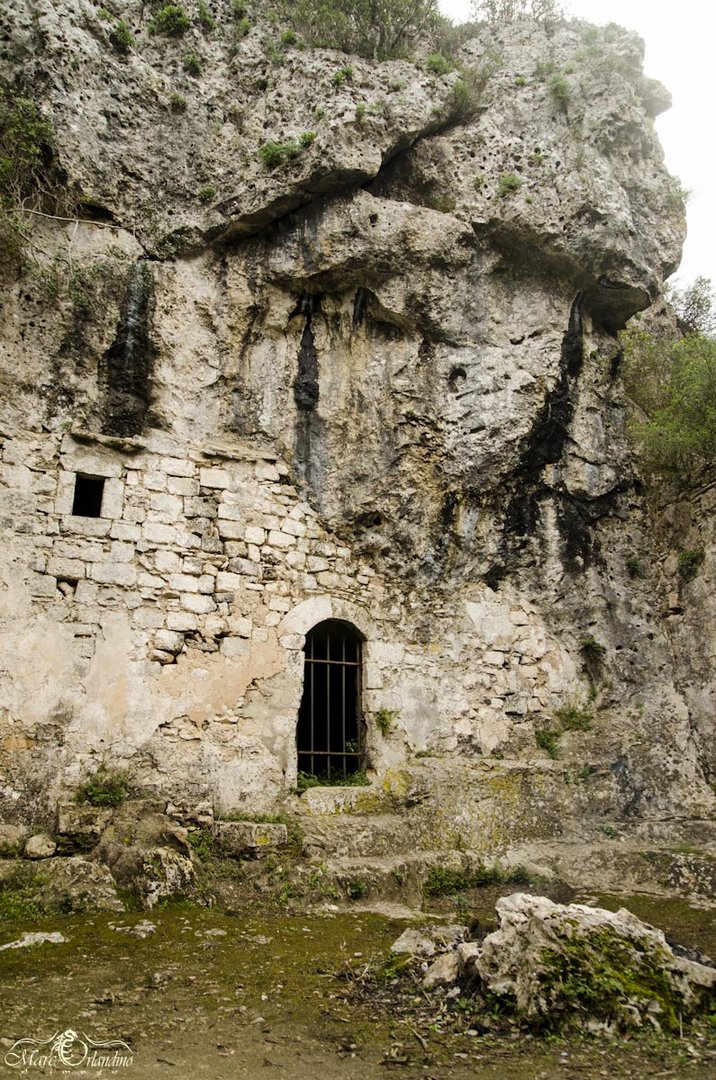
(297, 620, 364, 781)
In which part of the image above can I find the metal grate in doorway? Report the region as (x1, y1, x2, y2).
(296, 620, 363, 780)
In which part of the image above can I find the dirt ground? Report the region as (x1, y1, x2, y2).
(1, 891, 715, 1079)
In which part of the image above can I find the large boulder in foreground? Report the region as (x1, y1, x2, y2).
(465, 893, 716, 1032)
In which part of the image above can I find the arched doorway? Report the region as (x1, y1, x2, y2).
(296, 620, 363, 779)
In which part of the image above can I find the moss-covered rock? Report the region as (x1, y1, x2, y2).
(472, 893, 716, 1032)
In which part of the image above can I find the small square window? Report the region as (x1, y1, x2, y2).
(72, 474, 105, 518)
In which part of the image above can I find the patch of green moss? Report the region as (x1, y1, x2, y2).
(536, 929, 686, 1032)
(0, 865, 45, 920)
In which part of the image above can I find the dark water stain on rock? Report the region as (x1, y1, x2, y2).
(99, 259, 156, 436)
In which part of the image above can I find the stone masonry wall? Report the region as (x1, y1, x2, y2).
(0, 424, 590, 824)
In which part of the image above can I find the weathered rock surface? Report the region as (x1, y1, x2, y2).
(39, 855, 124, 912)
(139, 847, 195, 909)
(215, 819, 288, 855)
(422, 949, 460, 989)
(0, 931, 68, 950)
(391, 923, 467, 957)
(57, 802, 114, 844)
(0, 0, 713, 885)
(0, 855, 123, 912)
(0, 824, 28, 856)
(24, 834, 57, 859)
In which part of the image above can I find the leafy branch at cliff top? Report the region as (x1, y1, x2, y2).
(0, 88, 55, 210)
(620, 278, 716, 482)
(283, 0, 451, 60)
(472, 0, 563, 22)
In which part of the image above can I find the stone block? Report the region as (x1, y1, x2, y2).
(181, 593, 216, 614)
(245, 526, 265, 545)
(184, 496, 217, 519)
(47, 557, 86, 580)
(143, 522, 179, 545)
(168, 476, 198, 496)
(160, 457, 195, 477)
(143, 471, 167, 491)
(57, 802, 113, 841)
(74, 580, 99, 604)
(217, 503, 243, 521)
(151, 649, 175, 664)
(201, 536, 224, 553)
(91, 562, 137, 587)
(484, 651, 506, 667)
(24, 833, 57, 859)
(150, 493, 183, 517)
(215, 821, 287, 855)
(255, 463, 280, 482)
(0, 823, 29, 855)
(133, 609, 167, 629)
(268, 595, 291, 613)
(181, 557, 205, 575)
(110, 541, 135, 562)
(60, 516, 111, 538)
(29, 573, 60, 597)
(226, 558, 260, 577)
(102, 478, 124, 518)
(216, 571, 244, 591)
(154, 629, 184, 654)
(199, 467, 231, 489)
(316, 571, 342, 589)
(169, 573, 202, 594)
(166, 612, 199, 632)
(60, 451, 122, 479)
(110, 522, 141, 542)
(217, 518, 245, 540)
(281, 518, 306, 538)
(230, 616, 253, 638)
(267, 530, 294, 549)
(139, 572, 164, 589)
(155, 550, 182, 573)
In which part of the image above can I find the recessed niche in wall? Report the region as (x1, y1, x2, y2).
(71, 474, 105, 518)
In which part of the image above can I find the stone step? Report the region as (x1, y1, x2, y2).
(501, 839, 716, 905)
(320, 850, 482, 907)
(295, 785, 391, 817)
(621, 818, 716, 852)
(300, 813, 413, 858)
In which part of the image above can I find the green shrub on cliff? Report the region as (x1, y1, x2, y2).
(76, 765, 131, 808)
(0, 88, 57, 265)
(109, 19, 135, 54)
(150, 5, 191, 36)
(621, 300, 716, 481)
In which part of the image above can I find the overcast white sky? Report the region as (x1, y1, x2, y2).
(438, 0, 715, 288)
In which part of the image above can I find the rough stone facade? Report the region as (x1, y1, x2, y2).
(0, 2, 713, 851)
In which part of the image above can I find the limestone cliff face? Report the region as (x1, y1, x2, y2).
(1, 2, 712, 845)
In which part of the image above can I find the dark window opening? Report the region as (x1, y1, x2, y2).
(72, 474, 105, 518)
(297, 620, 364, 781)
